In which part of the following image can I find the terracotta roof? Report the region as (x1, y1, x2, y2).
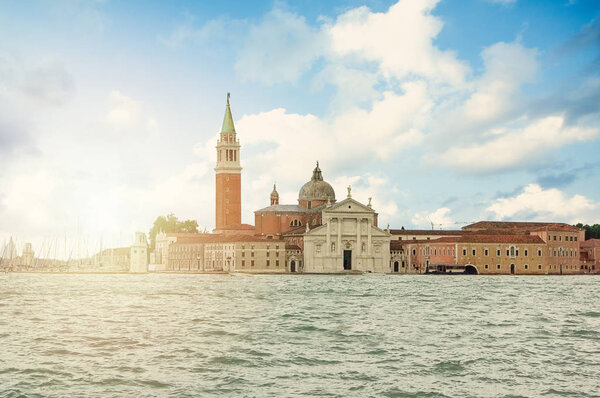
(217, 223, 255, 230)
(255, 204, 307, 213)
(168, 233, 282, 244)
(390, 229, 464, 236)
(581, 239, 600, 248)
(390, 240, 404, 250)
(463, 221, 580, 232)
(285, 244, 302, 250)
(283, 224, 321, 236)
(434, 235, 545, 244)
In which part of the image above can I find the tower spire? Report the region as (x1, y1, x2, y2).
(221, 92, 235, 134)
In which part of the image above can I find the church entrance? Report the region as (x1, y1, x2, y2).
(394, 261, 399, 272)
(510, 263, 515, 274)
(290, 260, 296, 273)
(343, 250, 352, 270)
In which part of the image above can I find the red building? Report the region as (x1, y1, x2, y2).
(254, 162, 335, 238)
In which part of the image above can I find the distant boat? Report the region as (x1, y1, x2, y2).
(426, 264, 467, 274)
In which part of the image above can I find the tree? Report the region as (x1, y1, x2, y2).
(574, 223, 600, 240)
(149, 213, 199, 249)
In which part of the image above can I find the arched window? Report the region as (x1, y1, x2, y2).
(331, 242, 335, 252)
(290, 219, 302, 227)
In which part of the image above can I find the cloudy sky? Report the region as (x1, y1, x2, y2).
(1, 0, 599, 256)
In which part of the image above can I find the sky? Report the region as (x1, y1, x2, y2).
(0, 0, 599, 257)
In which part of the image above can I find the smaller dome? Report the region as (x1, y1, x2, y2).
(298, 162, 336, 203)
(270, 184, 279, 198)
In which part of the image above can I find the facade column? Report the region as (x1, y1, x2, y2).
(326, 219, 331, 255)
(337, 217, 342, 255)
(367, 217, 372, 255)
(356, 218, 361, 255)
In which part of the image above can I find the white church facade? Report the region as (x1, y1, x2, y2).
(303, 194, 391, 273)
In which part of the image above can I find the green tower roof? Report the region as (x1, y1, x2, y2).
(221, 92, 236, 133)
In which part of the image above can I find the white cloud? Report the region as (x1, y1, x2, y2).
(412, 207, 455, 229)
(106, 90, 141, 125)
(463, 42, 538, 122)
(235, 7, 326, 84)
(434, 115, 599, 174)
(328, 0, 469, 86)
(487, 184, 600, 223)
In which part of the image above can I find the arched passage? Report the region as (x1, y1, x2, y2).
(394, 261, 399, 272)
(464, 264, 478, 275)
(290, 260, 296, 273)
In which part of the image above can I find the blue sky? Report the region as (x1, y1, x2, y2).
(0, 0, 599, 254)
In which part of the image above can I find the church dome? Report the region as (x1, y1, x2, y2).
(298, 162, 335, 203)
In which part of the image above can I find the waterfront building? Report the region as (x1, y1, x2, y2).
(154, 233, 286, 273)
(580, 239, 600, 273)
(130, 232, 148, 273)
(393, 222, 588, 275)
(92, 247, 130, 271)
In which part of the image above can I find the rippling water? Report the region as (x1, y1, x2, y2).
(1, 274, 599, 397)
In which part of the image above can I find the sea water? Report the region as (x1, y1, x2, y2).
(1, 273, 599, 397)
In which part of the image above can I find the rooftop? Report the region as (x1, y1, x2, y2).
(463, 221, 580, 232)
(581, 239, 600, 248)
(167, 233, 282, 244)
(435, 235, 546, 244)
(390, 229, 464, 236)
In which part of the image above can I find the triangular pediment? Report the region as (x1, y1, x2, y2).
(324, 197, 375, 214)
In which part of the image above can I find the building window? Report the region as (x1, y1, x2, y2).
(251, 251, 254, 257)
(242, 252, 245, 257)
(251, 260, 254, 266)
(462, 249, 467, 256)
(242, 260, 245, 267)
(485, 264, 489, 269)
(484, 249, 489, 256)
(538, 264, 542, 270)
(331, 243, 335, 252)
(412, 249, 416, 256)
(267, 251, 270, 257)
(497, 249, 501, 256)
(472, 249, 476, 256)
(538, 249, 542, 256)
(290, 219, 302, 227)
(524, 264, 529, 270)
(276, 260, 279, 266)
(497, 264, 501, 270)
(267, 260, 270, 266)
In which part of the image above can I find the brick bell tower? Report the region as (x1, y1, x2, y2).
(215, 93, 242, 230)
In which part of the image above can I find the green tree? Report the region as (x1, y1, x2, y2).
(574, 223, 600, 240)
(149, 213, 199, 249)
